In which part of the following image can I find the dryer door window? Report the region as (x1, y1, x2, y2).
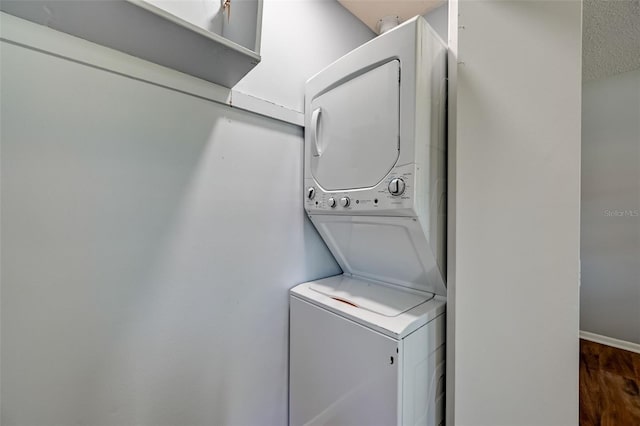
(309, 60, 400, 191)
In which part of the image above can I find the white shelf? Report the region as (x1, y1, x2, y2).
(0, 0, 261, 88)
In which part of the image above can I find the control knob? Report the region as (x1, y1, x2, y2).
(328, 197, 336, 208)
(388, 178, 405, 196)
(307, 187, 315, 200)
(340, 197, 350, 207)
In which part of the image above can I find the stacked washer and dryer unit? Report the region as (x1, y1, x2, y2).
(290, 16, 447, 426)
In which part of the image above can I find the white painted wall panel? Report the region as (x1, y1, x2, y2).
(581, 68, 640, 345)
(448, 1, 582, 425)
(0, 39, 340, 426)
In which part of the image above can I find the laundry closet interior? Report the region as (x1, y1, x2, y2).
(1, 1, 595, 425)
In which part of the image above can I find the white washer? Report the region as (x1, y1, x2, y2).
(291, 16, 447, 426)
(290, 276, 445, 426)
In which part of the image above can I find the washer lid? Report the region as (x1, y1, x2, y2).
(308, 60, 400, 191)
(291, 275, 446, 339)
(310, 215, 447, 297)
(309, 275, 433, 317)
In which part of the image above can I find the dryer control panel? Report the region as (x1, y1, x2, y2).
(304, 163, 419, 216)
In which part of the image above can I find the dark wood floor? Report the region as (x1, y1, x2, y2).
(580, 339, 640, 425)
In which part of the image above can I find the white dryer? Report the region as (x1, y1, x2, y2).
(290, 16, 447, 426)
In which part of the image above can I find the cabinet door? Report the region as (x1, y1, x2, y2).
(290, 297, 399, 426)
(308, 60, 400, 191)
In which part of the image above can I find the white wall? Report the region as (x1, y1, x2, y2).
(447, 1, 582, 425)
(423, 3, 448, 43)
(581, 68, 640, 345)
(0, 39, 335, 426)
(235, 0, 374, 111)
(0, 1, 374, 424)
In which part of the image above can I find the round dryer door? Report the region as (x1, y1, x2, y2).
(308, 60, 400, 191)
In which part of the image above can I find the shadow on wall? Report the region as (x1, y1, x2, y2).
(0, 37, 339, 426)
(580, 68, 640, 345)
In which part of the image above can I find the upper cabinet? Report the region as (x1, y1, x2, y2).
(144, 0, 261, 53)
(0, 0, 263, 88)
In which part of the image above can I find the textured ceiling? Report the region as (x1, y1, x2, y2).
(583, 0, 640, 81)
(337, 0, 444, 33)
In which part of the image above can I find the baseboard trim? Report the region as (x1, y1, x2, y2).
(580, 331, 640, 354)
